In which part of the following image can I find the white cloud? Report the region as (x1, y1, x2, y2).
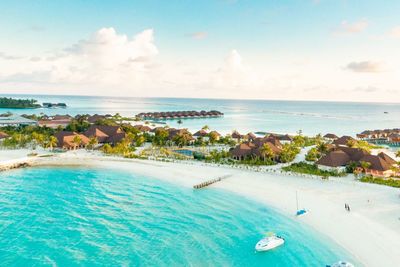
(388, 26, 400, 38)
(335, 19, 368, 34)
(213, 49, 258, 90)
(186, 32, 208, 40)
(345, 61, 384, 73)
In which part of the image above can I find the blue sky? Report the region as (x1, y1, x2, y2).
(0, 0, 399, 102)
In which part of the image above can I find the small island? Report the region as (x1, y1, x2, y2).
(0, 97, 67, 109)
(0, 97, 41, 109)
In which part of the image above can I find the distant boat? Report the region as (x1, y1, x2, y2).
(295, 191, 308, 216)
(326, 261, 355, 267)
(384, 111, 388, 114)
(255, 233, 284, 252)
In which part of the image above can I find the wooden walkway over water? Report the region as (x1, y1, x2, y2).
(193, 175, 232, 189)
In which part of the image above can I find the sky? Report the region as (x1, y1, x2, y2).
(0, 0, 399, 102)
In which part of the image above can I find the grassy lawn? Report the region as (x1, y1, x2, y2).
(360, 176, 400, 188)
(282, 161, 346, 178)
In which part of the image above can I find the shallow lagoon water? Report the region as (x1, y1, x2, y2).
(0, 167, 358, 266)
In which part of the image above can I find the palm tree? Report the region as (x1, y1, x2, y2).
(202, 125, 210, 131)
(72, 135, 82, 150)
(87, 136, 98, 150)
(48, 136, 58, 151)
(177, 119, 183, 125)
(259, 143, 274, 162)
(396, 150, 400, 158)
(360, 161, 371, 173)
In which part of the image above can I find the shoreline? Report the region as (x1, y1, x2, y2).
(3, 150, 400, 266)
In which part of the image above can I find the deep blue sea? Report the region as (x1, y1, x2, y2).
(0, 167, 358, 266)
(1, 94, 399, 136)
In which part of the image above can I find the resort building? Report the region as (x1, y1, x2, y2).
(278, 134, 293, 144)
(134, 125, 152, 133)
(230, 135, 282, 161)
(231, 131, 244, 142)
(84, 125, 126, 145)
(323, 133, 339, 142)
(38, 115, 72, 129)
(244, 132, 257, 141)
(55, 131, 90, 150)
(193, 129, 209, 140)
(87, 114, 112, 124)
(0, 115, 38, 127)
(316, 146, 397, 177)
(209, 131, 221, 141)
(332, 135, 356, 147)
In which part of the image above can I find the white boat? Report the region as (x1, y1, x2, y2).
(255, 234, 285, 252)
(327, 261, 355, 267)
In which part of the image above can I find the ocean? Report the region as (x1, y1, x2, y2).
(0, 167, 357, 266)
(1, 94, 399, 136)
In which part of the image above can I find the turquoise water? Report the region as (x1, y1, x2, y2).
(2, 94, 400, 136)
(0, 167, 357, 266)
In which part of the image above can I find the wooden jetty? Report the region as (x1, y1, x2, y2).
(193, 174, 231, 189)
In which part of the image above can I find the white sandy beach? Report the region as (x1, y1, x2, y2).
(2, 149, 400, 267)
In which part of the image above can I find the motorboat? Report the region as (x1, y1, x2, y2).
(255, 233, 284, 252)
(327, 261, 355, 267)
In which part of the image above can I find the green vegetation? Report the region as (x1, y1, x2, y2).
(0, 97, 41, 108)
(347, 139, 382, 153)
(279, 143, 301, 163)
(305, 147, 321, 161)
(282, 161, 346, 178)
(0, 125, 56, 149)
(101, 134, 136, 157)
(360, 176, 400, 188)
(65, 118, 90, 132)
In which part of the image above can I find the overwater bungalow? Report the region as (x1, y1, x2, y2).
(136, 110, 223, 120)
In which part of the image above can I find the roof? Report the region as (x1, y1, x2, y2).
(55, 131, 90, 148)
(245, 132, 257, 140)
(323, 133, 339, 139)
(193, 129, 208, 137)
(359, 154, 393, 172)
(83, 125, 125, 144)
(230, 143, 253, 157)
(337, 147, 369, 161)
(377, 152, 397, 165)
(231, 131, 243, 139)
(333, 135, 355, 146)
(316, 150, 351, 167)
(264, 136, 282, 148)
(134, 125, 152, 132)
(279, 134, 293, 141)
(0, 131, 9, 139)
